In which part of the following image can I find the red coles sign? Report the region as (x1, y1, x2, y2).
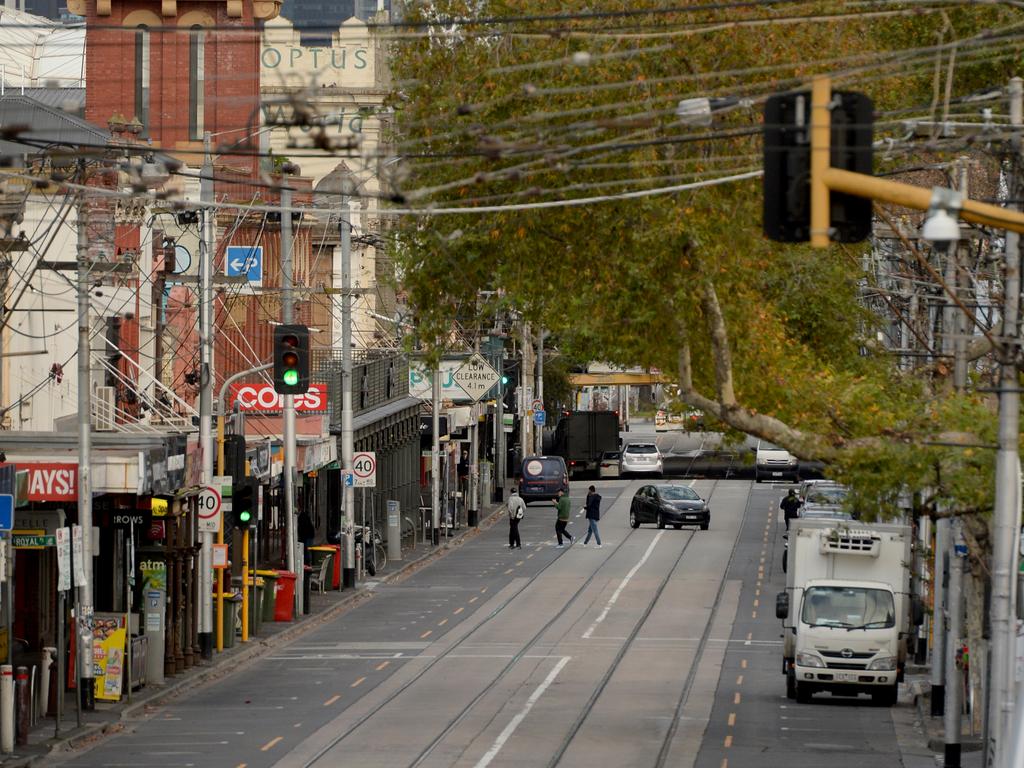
(18, 463, 78, 501)
(230, 383, 326, 412)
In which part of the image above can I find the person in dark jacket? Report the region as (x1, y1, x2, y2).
(781, 489, 802, 530)
(583, 485, 602, 547)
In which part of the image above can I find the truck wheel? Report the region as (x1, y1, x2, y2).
(786, 669, 797, 700)
(795, 682, 813, 704)
(872, 684, 898, 707)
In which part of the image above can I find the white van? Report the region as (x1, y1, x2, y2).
(755, 440, 799, 483)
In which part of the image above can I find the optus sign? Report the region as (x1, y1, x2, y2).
(230, 383, 327, 413)
(17, 463, 78, 502)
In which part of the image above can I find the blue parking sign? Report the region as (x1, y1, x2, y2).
(226, 245, 263, 282)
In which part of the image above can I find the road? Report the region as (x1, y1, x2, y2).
(53, 478, 922, 768)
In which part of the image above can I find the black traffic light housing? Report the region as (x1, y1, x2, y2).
(273, 324, 311, 394)
(763, 90, 874, 243)
(230, 478, 256, 530)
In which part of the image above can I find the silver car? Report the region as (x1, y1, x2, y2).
(621, 443, 664, 477)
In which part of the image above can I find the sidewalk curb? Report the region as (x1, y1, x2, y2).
(911, 677, 984, 755)
(27, 501, 506, 764)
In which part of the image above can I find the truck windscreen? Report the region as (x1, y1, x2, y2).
(801, 586, 895, 629)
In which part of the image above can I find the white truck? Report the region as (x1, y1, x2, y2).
(776, 519, 921, 706)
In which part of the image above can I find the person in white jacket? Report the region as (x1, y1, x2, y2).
(507, 488, 526, 549)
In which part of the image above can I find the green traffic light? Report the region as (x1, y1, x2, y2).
(239, 509, 252, 523)
(283, 369, 299, 386)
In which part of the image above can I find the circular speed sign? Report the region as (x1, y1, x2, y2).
(197, 486, 222, 520)
(353, 452, 376, 480)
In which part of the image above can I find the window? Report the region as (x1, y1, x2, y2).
(134, 26, 150, 132)
(189, 26, 206, 140)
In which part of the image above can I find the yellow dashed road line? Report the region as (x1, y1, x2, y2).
(728, 712, 736, 726)
(376, 661, 390, 671)
(323, 695, 340, 707)
(261, 737, 283, 752)
(420, 630, 433, 639)
(351, 677, 366, 688)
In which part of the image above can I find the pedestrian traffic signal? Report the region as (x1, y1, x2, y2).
(231, 479, 255, 530)
(762, 89, 873, 244)
(273, 324, 310, 394)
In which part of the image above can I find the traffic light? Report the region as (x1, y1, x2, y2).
(763, 90, 873, 243)
(273, 324, 310, 394)
(231, 479, 255, 530)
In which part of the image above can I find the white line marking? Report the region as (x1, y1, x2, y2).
(582, 530, 664, 639)
(473, 656, 572, 768)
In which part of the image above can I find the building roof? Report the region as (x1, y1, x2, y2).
(0, 7, 85, 89)
(0, 93, 107, 157)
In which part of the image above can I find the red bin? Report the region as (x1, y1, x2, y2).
(273, 571, 297, 622)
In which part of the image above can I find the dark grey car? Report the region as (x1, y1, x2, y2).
(629, 484, 710, 530)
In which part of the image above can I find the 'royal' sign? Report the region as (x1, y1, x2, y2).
(230, 383, 327, 413)
(18, 463, 78, 502)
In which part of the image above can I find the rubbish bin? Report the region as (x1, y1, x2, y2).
(250, 578, 264, 636)
(257, 570, 279, 624)
(309, 545, 341, 590)
(222, 593, 242, 648)
(273, 571, 297, 622)
(302, 566, 312, 615)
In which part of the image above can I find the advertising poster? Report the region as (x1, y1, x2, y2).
(93, 613, 127, 701)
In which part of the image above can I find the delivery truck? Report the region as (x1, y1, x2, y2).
(775, 519, 920, 706)
(550, 411, 620, 477)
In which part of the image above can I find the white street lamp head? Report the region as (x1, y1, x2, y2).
(921, 207, 960, 253)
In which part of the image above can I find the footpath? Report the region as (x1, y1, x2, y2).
(0, 501, 505, 766)
(894, 669, 985, 768)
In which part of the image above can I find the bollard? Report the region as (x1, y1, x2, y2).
(14, 667, 28, 746)
(0, 665, 12, 753)
(40, 648, 55, 719)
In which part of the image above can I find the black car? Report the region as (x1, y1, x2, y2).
(629, 484, 710, 530)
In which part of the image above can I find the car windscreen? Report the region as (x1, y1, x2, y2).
(658, 486, 699, 501)
(523, 458, 564, 477)
(801, 586, 895, 629)
(625, 444, 658, 454)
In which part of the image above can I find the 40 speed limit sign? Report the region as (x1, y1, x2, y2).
(351, 451, 376, 487)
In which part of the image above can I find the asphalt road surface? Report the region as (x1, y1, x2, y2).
(53, 479, 919, 768)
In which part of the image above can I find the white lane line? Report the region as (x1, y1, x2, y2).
(473, 656, 572, 768)
(582, 530, 665, 639)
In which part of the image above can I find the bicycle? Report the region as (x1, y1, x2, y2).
(355, 526, 387, 576)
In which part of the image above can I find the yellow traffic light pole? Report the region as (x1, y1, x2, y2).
(809, 75, 1024, 244)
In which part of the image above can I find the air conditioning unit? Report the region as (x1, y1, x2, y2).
(93, 386, 116, 431)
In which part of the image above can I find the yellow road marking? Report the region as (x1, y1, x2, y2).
(453, 607, 464, 615)
(736, 675, 744, 686)
(351, 677, 366, 688)
(323, 695, 340, 707)
(469, 596, 479, 603)
(734, 692, 742, 705)
(527, 553, 535, 559)
(261, 737, 283, 752)
(481, 587, 488, 593)
(516, 561, 524, 566)
(728, 712, 736, 727)
(752, 610, 757, 619)
(741, 659, 748, 669)
(504, 568, 514, 575)
(753, 599, 759, 608)
(724, 734, 733, 748)
(376, 661, 390, 671)
(755, 588, 760, 597)
(421, 630, 433, 639)
(237, 764, 248, 768)
(721, 760, 729, 768)
(438, 618, 448, 626)
(746, 633, 752, 642)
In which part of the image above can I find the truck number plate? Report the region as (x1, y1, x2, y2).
(836, 672, 858, 682)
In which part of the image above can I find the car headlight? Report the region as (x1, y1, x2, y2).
(796, 652, 825, 668)
(867, 656, 896, 671)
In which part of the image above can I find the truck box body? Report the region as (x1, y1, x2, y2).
(551, 411, 620, 476)
(780, 520, 912, 704)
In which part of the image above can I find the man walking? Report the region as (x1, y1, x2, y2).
(507, 488, 525, 549)
(781, 488, 802, 530)
(555, 489, 574, 547)
(583, 485, 602, 547)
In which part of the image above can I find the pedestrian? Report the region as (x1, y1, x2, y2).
(555, 489, 574, 547)
(781, 489, 802, 530)
(298, 510, 316, 563)
(507, 488, 525, 549)
(583, 485, 602, 548)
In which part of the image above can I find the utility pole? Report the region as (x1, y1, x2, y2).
(75, 184, 95, 710)
(197, 133, 215, 658)
(340, 199, 356, 587)
(536, 330, 544, 454)
(932, 516, 948, 716)
(495, 350, 505, 502)
(431, 361, 441, 545)
(280, 170, 298, 607)
(989, 76, 1023, 768)
(520, 323, 534, 461)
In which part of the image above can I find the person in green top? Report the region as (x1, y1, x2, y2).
(554, 489, 574, 547)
